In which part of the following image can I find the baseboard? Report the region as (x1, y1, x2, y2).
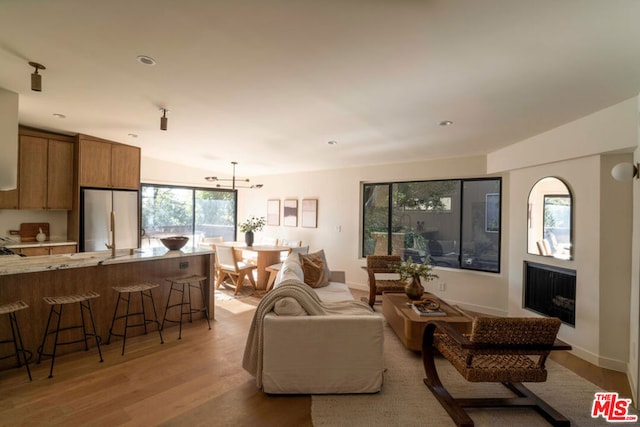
(556, 341, 628, 373)
(347, 282, 368, 292)
(443, 298, 508, 318)
(627, 366, 638, 408)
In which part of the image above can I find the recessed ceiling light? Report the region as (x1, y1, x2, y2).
(128, 133, 138, 138)
(328, 140, 338, 145)
(52, 113, 66, 119)
(136, 55, 156, 66)
(439, 120, 453, 126)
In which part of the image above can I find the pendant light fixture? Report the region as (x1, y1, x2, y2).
(29, 61, 46, 92)
(205, 161, 263, 189)
(160, 108, 168, 131)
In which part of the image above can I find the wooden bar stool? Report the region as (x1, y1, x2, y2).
(107, 282, 164, 355)
(161, 275, 211, 340)
(37, 290, 104, 378)
(0, 300, 32, 381)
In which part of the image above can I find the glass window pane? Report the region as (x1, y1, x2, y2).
(543, 195, 571, 252)
(393, 181, 461, 266)
(141, 186, 193, 248)
(195, 189, 237, 243)
(461, 179, 501, 272)
(362, 184, 390, 256)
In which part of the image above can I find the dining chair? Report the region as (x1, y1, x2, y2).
(279, 239, 302, 261)
(215, 245, 257, 295)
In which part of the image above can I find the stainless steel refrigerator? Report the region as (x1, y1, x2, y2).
(80, 188, 139, 252)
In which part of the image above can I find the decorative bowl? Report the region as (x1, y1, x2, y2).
(160, 236, 189, 251)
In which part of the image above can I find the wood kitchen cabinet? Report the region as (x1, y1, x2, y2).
(0, 189, 18, 209)
(78, 136, 140, 189)
(17, 131, 74, 210)
(13, 244, 77, 256)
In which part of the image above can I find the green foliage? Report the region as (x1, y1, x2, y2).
(239, 216, 266, 233)
(141, 187, 192, 228)
(393, 181, 457, 210)
(392, 256, 438, 281)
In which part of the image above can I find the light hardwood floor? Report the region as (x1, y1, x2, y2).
(0, 288, 633, 426)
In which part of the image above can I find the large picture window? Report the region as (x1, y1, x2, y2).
(141, 184, 237, 248)
(362, 178, 501, 273)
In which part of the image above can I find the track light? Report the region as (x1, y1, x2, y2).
(29, 61, 46, 92)
(160, 108, 168, 131)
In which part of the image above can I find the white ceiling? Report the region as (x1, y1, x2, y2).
(1, 0, 640, 178)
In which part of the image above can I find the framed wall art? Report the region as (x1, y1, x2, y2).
(301, 198, 318, 228)
(267, 199, 280, 226)
(283, 199, 298, 227)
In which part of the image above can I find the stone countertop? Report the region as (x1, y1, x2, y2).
(5, 240, 78, 249)
(0, 246, 214, 276)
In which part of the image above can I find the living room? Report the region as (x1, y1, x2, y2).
(1, 1, 640, 424)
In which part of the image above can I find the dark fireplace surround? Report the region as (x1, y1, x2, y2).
(524, 261, 576, 326)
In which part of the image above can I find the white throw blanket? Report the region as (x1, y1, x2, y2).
(242, 279, 374, 388)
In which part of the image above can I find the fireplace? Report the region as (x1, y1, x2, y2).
(524, 261, 576, 326)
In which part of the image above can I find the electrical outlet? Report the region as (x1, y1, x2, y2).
(438, 282, 446, 292)
(179, 261, 189, 269)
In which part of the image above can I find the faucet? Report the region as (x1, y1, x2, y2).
(105, 211, 116, 257)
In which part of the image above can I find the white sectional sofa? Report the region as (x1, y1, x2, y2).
(255, 251, 385, 394)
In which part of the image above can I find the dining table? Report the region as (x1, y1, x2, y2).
(215, 242, 292, 289)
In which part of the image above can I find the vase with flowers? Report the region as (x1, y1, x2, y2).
(239, 216, 266, 247)
(393, 256, 438, 300)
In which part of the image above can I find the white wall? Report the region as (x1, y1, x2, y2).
(491, 97, 639, 397)
(488, 96, 638, 173)
(0, 209, 68, 240)
(507, 155, 631, 371)
(0, 88, 18, 190)
(630, 96, 640, 406)
(142, 154, 510, 316)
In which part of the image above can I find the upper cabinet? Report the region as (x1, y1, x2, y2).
(78, 135, 140, 189)
(47, 139, 74, 209)
(0, 129, 74, 210)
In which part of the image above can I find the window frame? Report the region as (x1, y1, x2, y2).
(361, 177, 501, 273)
(140, 183, 238, 244)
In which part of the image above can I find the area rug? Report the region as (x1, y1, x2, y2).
(214, 283, 265, 301)
(312, 322, 638, 426)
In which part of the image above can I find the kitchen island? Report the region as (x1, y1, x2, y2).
(0, 246, 215, 370)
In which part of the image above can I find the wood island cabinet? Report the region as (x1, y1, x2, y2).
(78, 136, 140, 189)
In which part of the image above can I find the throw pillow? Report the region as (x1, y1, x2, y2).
(299, 249, 331, 284)
(300, 256, 328, 288)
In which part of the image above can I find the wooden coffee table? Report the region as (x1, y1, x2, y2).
(382, 292, 472, 351)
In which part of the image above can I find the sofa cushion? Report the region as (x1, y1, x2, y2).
(273, 297, 308, 316)
(300, 256, 329, 288)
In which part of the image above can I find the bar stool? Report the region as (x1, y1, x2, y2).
(161, 275, 212, 339)
(0, 300, 32, 381)
(107, 282, 164, 355)
(37, 290, 103, 378)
